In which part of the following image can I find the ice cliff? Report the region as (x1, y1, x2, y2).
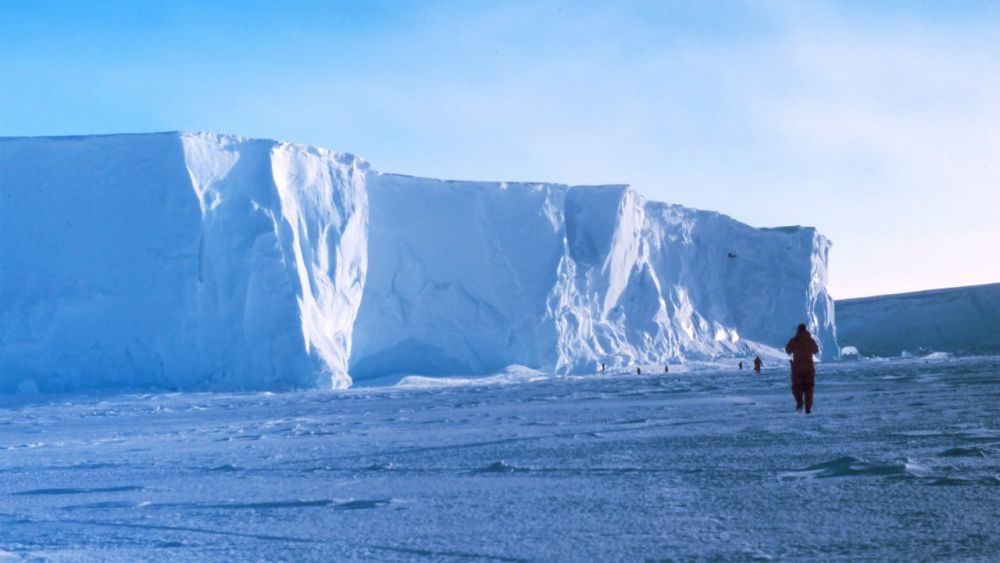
(836, 283, 1000, 357)
(0, 133, 836, 392)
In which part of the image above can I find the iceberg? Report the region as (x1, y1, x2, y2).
(0, 132, 836, 391)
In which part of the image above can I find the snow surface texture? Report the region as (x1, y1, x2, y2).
(836, 283, 1000, 357)
(0, 356, 998, 559)
(1, 133, 836, 391)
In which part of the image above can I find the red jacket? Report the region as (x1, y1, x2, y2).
(785, 331, 819, 373)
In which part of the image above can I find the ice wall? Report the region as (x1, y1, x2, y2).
(349, 176, 566, 379)
(836, 283, 1000, 356)
(0, 133, 367, 392)
(1, 132, 835, 392)
(349, 175, 837, 380)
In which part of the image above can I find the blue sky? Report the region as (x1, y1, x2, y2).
(2, 0, 998, 298)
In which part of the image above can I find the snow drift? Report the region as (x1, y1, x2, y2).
(0, 132, 836, 392)
(836, 283, 1000, 357)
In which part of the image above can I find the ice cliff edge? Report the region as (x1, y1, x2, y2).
(836, 283, 1000, 357)
(0, 133, 836, 392)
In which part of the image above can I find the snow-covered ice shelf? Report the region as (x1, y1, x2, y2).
(1, 132, 836, 392)
(837, 283, 1000, 357)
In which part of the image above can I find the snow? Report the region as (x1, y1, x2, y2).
(836, 283, 1000, 357)
(0, 355, 997, 559)
(1, 133, 367, 392)
(1, 132, 835, 392)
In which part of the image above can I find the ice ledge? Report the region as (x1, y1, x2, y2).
(0, 132, 837, 392)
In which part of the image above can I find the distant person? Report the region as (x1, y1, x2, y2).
(785, 323, 819, 414)
(600, 363, 605, 373)
(636, 367, 641, 375)
(753, 356, 762, 374)
(664, 365, 669, 374)
(738, 361, 744, 370)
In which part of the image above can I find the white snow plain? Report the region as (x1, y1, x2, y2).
(1, 355, 998, 560)
(0, 132, 835, 392)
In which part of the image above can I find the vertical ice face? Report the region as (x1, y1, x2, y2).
(178, 133, 311, 390)
(268, 142, 368, 387)
(548, 185, 669, 373)
(178, 133, 369, 389)
(348, 174, 566, 379)
(2, 134, 204, 392)
(808, 230, 837, 357)
(349, 176, 838, 381)
(637, 213, 838, 361)
(836, 283, 1000, 357)
(1, 132, 836, 392)
(0, 133, 367, 391)
(543, 190, 839, 373)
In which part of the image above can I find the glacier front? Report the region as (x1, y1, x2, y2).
(0, 133, 836, 392)
(836, 283, 1000, 357)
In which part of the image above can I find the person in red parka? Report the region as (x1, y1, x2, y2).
(785, 323, 819, 414)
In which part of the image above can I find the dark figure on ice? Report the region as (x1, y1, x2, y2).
(785, 324, 819, 414)
(753, 356, 762, 374)
(664, 365, 669, 374)
(600, 363, 605, 373)
(738, 361, 744, 370)
(636, 367, 641, 375)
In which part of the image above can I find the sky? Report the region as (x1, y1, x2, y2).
(1, 0, 998, 299)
